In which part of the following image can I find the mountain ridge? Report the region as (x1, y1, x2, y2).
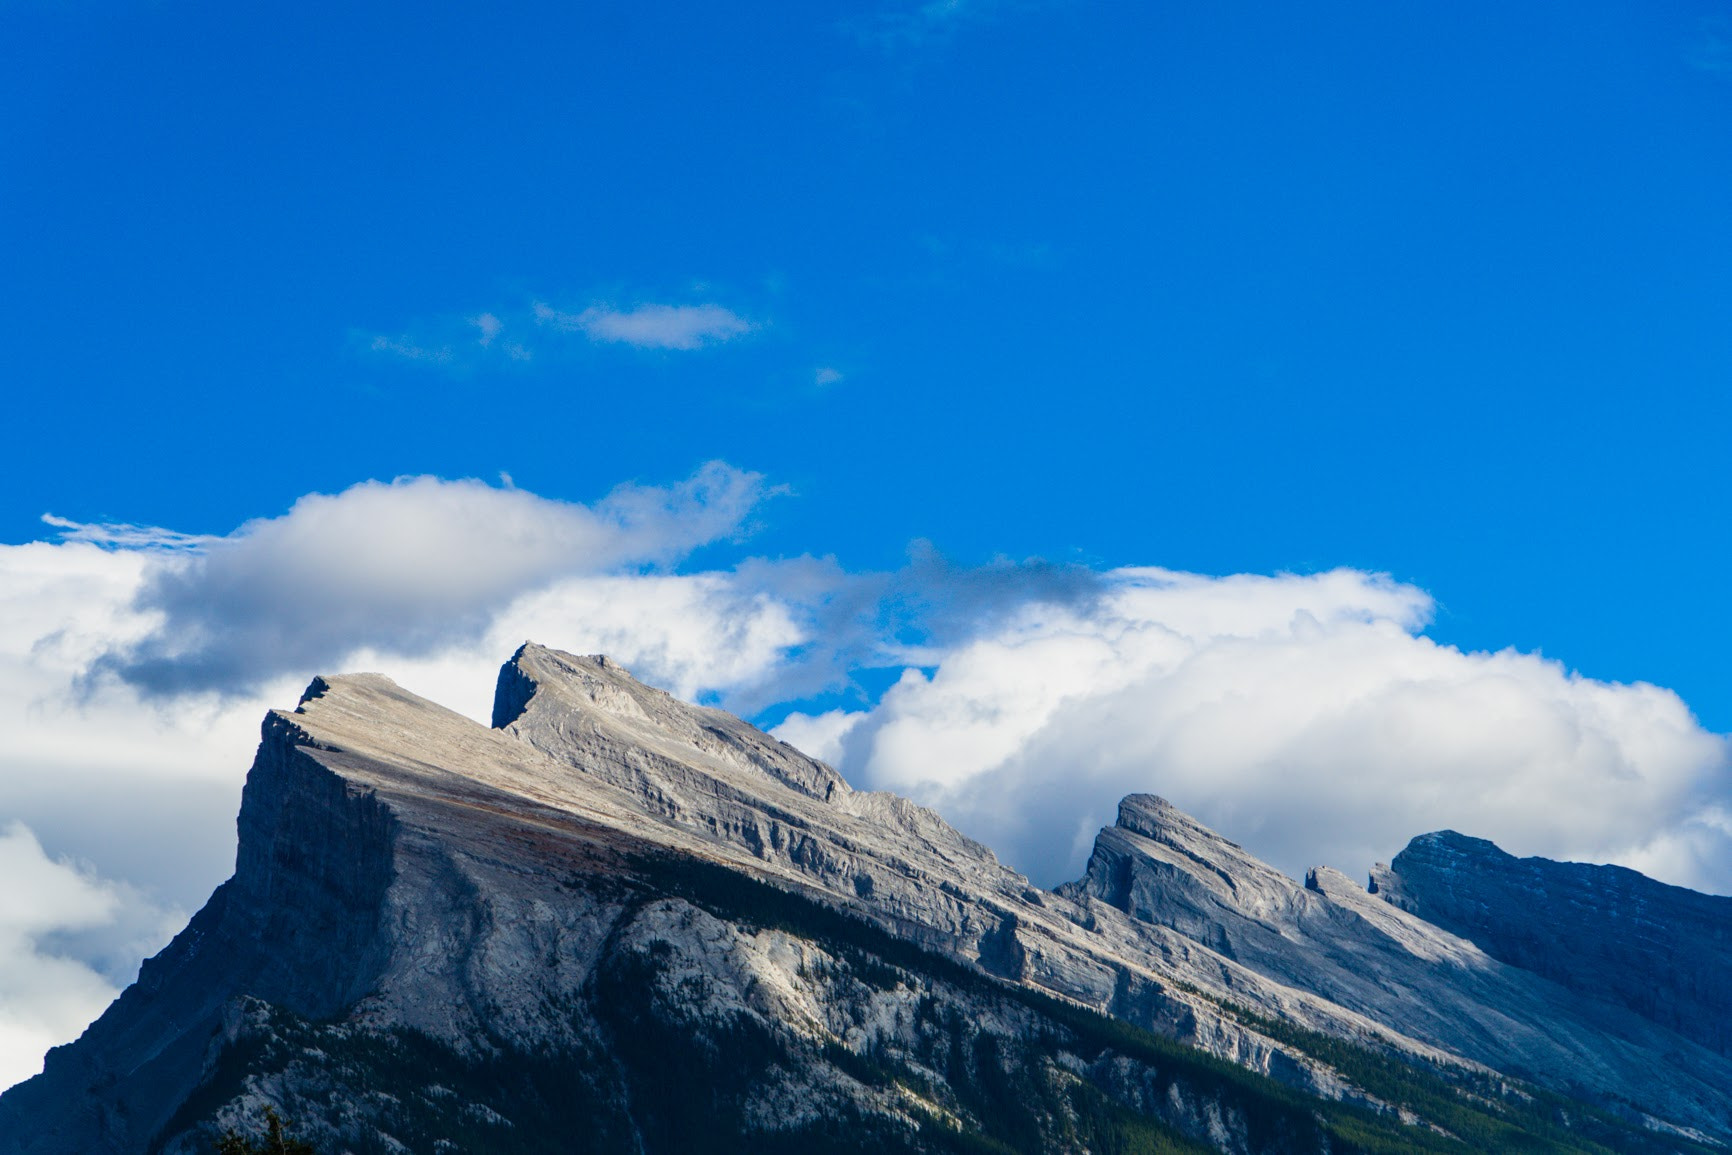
(2, 643, 1727, 1153)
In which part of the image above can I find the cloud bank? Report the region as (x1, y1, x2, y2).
(24, 468, 1732, 895)
(2, 464, 1729, 1089)
(781, 568, 1732, 888)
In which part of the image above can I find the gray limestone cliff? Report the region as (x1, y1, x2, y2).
(1370, 830, 1732, 1057)
(1062, 794, 1732, 1143)
(0, 645, 1727, 1154)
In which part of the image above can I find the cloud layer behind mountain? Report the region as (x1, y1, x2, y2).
(779, 569, 1731, 888)
(1, 464, 1727, 1089)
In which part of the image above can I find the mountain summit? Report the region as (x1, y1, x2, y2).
(3, 644, 1728, 1153)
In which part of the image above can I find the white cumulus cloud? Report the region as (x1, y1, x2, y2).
(91, 462, 768, 696)
(783, 567, 1732, 892)
(0, 539, 274, 957)
(340, 572, 811, 726)
(0, 822, 179, 1092)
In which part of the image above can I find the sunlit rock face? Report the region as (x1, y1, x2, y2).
(1370, 830, 1732, 1056)
(1, 643, 1729, 1154)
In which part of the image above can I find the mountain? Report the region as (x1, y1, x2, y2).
(1, 643, 1727, 1154)
(1063, 796, 1732, 1138)
(1370, 831, 1732, 1057)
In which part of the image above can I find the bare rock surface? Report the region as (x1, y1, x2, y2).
(485, 646, 1417, 1088)
(1063, 794, 1732, 1139)
(1371, 830, 1732, 1056)
(1, 644, 1728, 1153)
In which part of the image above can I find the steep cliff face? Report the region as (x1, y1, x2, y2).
(1, 646, 1728, 1154)
(0, 708, 398, 1155)
(1370, 831, 1732, 1057)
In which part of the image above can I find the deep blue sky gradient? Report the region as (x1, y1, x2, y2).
(4, 0, 1729, 726)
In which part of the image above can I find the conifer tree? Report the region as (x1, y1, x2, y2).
(213, 1106, 315, 1155)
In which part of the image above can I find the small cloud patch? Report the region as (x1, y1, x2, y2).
(536, 302, 756, 350)
(367, 334, 453, 365)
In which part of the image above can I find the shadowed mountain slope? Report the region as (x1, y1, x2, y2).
(1371, 831, 1732, 1056)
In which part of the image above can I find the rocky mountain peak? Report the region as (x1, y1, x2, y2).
(1085, 792, 1290, 921)
(1113, 792, 1236, 845)
(494, 641, 853, 804)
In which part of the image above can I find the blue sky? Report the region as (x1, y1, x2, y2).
(2, 0, 1731, 1088)
(5, 0, 1728, 727)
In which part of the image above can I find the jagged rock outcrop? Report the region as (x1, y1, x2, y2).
(1062, 794, 1732, 1143)
(1, 645, 1727, 1154)
(1370, 830, 1732, 1057)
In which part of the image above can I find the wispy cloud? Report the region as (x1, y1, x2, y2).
(850, 0, 1036, 51)
(361, 297, 756, 369)
(533, 301, 755, 350)
(366, 334, 455, 365)
(472, 312, 503, 346)
(468, 312, 532, 360)
(1690, 16, 1732, 75)
(362, 316, 526, 369)
(40, 515, 211, 551)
